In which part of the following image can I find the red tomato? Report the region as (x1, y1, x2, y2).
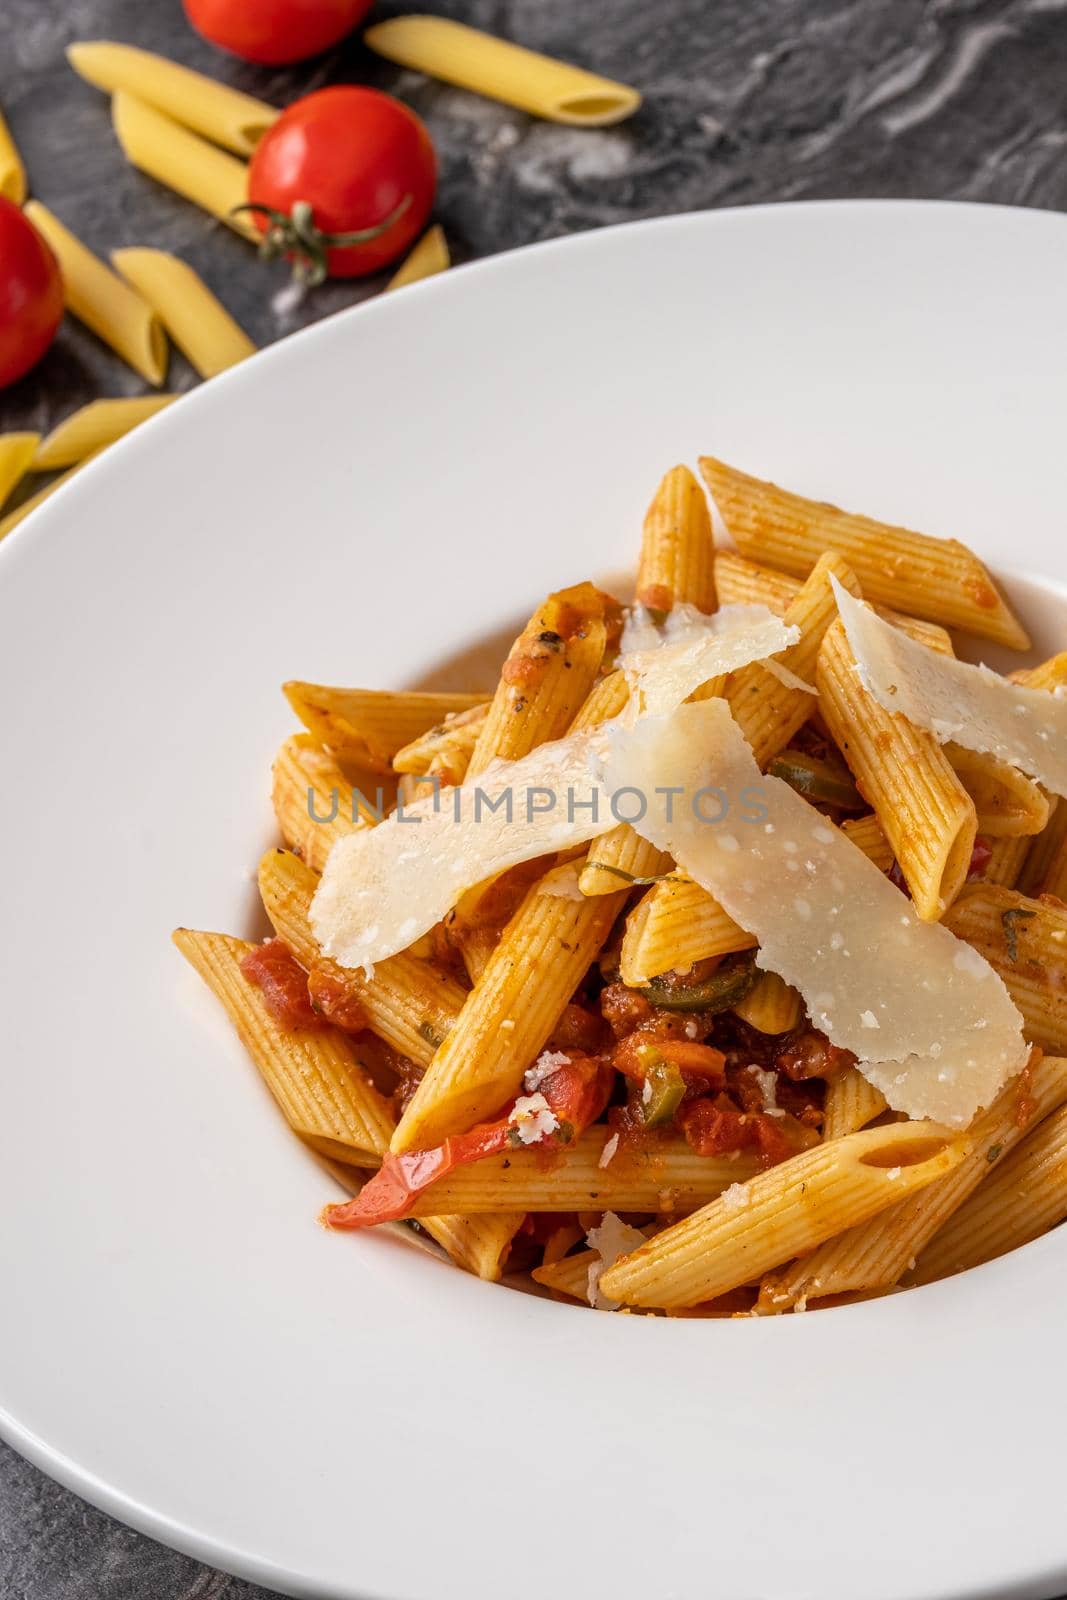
(182, 0, 373, 65)
(246, 87, 436, 281)
(0, 198, 64, 389)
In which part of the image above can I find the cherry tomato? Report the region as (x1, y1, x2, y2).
(0, 198, 64, 389)
(182, 0, 373, 65)
(245, 87, 436, 281)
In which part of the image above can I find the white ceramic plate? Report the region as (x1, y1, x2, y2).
(2, 201, 1066, 1600)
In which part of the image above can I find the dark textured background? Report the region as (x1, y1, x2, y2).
(2, 0, 1066, 1595)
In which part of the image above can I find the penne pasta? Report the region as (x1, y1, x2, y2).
(0, 104, 26, 203)
(732, 972, 803, 1034)
(385, 224, 450, 290)
(393, 858, 626, 1152)
(111, 249, 255, 378)
(817, 616, 977, 919)
(173, 928, 395, 1163)
(821, 1067, 888, 1141)
(619, 873, 755, 986)
(271, 734, 384, 874)
(111, 92, 258, 240)
(635, 463, 715, 615)
(532, 1248, 599, 1301)
(1019, 802, 1067, 902)
(839, 812, 894, 874)
(908, 1104, 1067, 1284)
(286, 683, 487, 776)
(32, 397, 176, 471)
(942, 884, 1067, 1052)
(364, 15, 641, 127)
(599, 1121, 964, 1309)
(22, 202, 167, 384)
(945, 744, 1048, 839)
(760, 1055, 1067, 1309)
(0, 452, 100, 543)
(67, 40, 277, 156)
(979, 834, 1032, 891)
(392, 703, 490, 786)
(701, 456, 1028, 649)
(0, 434, 40, 514)
(405, 1127, 760, 1216)
(257, 848, 465, 1068)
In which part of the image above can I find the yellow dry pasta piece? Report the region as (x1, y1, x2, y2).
(0, 452, 101, 543)
(817, 616, 977, 920)
(0, 104, 26, 202)
(394, 857, 626, 1152)
(701, 455, 1028, 649)
(942, 884, 1067, 1053)
(405, 1128, 760, 1216)
(732, 972, 803, 1034)
(908, 1103, 1067, 1284)
(364, 15, 640, 126)
(599, 1121, 964, 1309)
(821, 1067, 888, 1141)
(285, 683, 487, 775)
(761, 1055, 1067, 1310)
(112, 92, 257, 240)
(68, 40, 277, 155)
(23, 202, 167, 384)
(111, 250, 255, 378)
(0, 434, 40, 514)
(32, 397, 176, 471)
(386, 224, 450, 290)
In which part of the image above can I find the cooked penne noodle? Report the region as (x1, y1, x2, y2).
(406, 1128, 760, 1215)
(946, 744, 1048, 839)
(732, 972, 803, 1034)
(68, 40, 277, 155)
(702, 456, 1028, 649)
(908, 1104, 1067, 1284)
(571, 668, 631, 731)
(599, 1122, 964, 1309)
(760, 1055, 1067, 1309)
(619, 873, 755, 986)
(0, 104, 26, 203)
(0, 452, 100, 543)
(386, 224, 450, 290)
(839, 812, 894, 873)
(980, 834, 1032, 890)
(111, 249, 255, 378)
(579, 830, 673, 898)
(173, 928, 394, 1162)
(636, 463, 715, 615)
(364, 15, 640, 126)
(942, 884, 1067, 1052)
(111, 92, 258, 240)
(1020, 802, 1067, 901)
(32, 396, 176, 470)
(286, 684, 487, 776)
(22, 202, 167, 384)
(272, 734, 383, 873)
(532, 1248, 599, 1301)
(0, 434, 40, 514)
(821, 1067, 888, 1141)
(817, 616, 977, 919)
(1013, 651, 1067, 693)
(393, 858, 626, 1152)
(257, 848, 464, 1067)
(467, 582, 607, 777)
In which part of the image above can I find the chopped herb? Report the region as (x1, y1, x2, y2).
(640, 954, 758, 1014)
(537, 630, 563, 649)
(587, 862, 675, 886)
(1001, 908, 1037, 962)
(769, 749, 863, 810)
(987, 1143, 1003, 1164)
(417, 1020, 444, 1048)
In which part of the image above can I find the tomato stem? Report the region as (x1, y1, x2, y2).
(232, 195, 413, 286)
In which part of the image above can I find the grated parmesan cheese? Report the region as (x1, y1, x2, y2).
(507, 1094, 559, 1145)
(524, 1050, 571, 1092)
(598, 1132, 620, 1169)
(585, 1212, 647, 1310)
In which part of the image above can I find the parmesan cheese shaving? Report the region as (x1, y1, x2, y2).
(585, 1212, 647, 1309)
(618, 602, 798, 716)
(832, 577, 1067, 796)
(604, 699, 1026, 1125)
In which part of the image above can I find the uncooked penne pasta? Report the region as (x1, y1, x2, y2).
(636, 464, 715, 615)
(599, 1121, 963, 1309)
(272, 734, 384, 874)
(619, 873, 755, 986)
(821, 1067, 888, 1141)
(818, 616, 977, 919)
(1012, 651, 1067, 693)
(173, 928, 394, 1163)
(406, 1127, 760, 1216)
(68, 40, 277, 156)
(32, 397, 176, 470)
(364, 15, 640, 126)
(386, 224, 450, 290)
(0, 104, 26, 203)
(112, 249, 255, 378)
(0, 434, 40, 514)
(23, 202, 167, 384)
(257, 847, 464, 1068)
(393, 858, 626, 1152)
(760, 1055, 1067, 1309)
(287, 683, 487, 776)
(732, 972, 803, 1034)
(0, 452, 101, 543)
(908, 1104, 1067, 1284)
(942, 884, 1067, 1052)
(467, 581, 608, 777)
(701, 455, 1028, 649)
(111, 92, 258, 240)
(946, 744, 1048, 839)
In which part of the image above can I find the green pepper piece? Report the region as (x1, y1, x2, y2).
(769, 749, 863, 810)
(636, 1045, 687, 1127)
(639, 956, 758, 1014)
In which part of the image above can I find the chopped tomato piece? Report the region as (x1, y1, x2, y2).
(680, 1095, 818, 1169)
(307, 963, 368, 1032)
(967, 836, 993, 881)
(240, 938, 322, 1030)
(775, 1028, 855, 1082)
(612, 1030, 726, 1091)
